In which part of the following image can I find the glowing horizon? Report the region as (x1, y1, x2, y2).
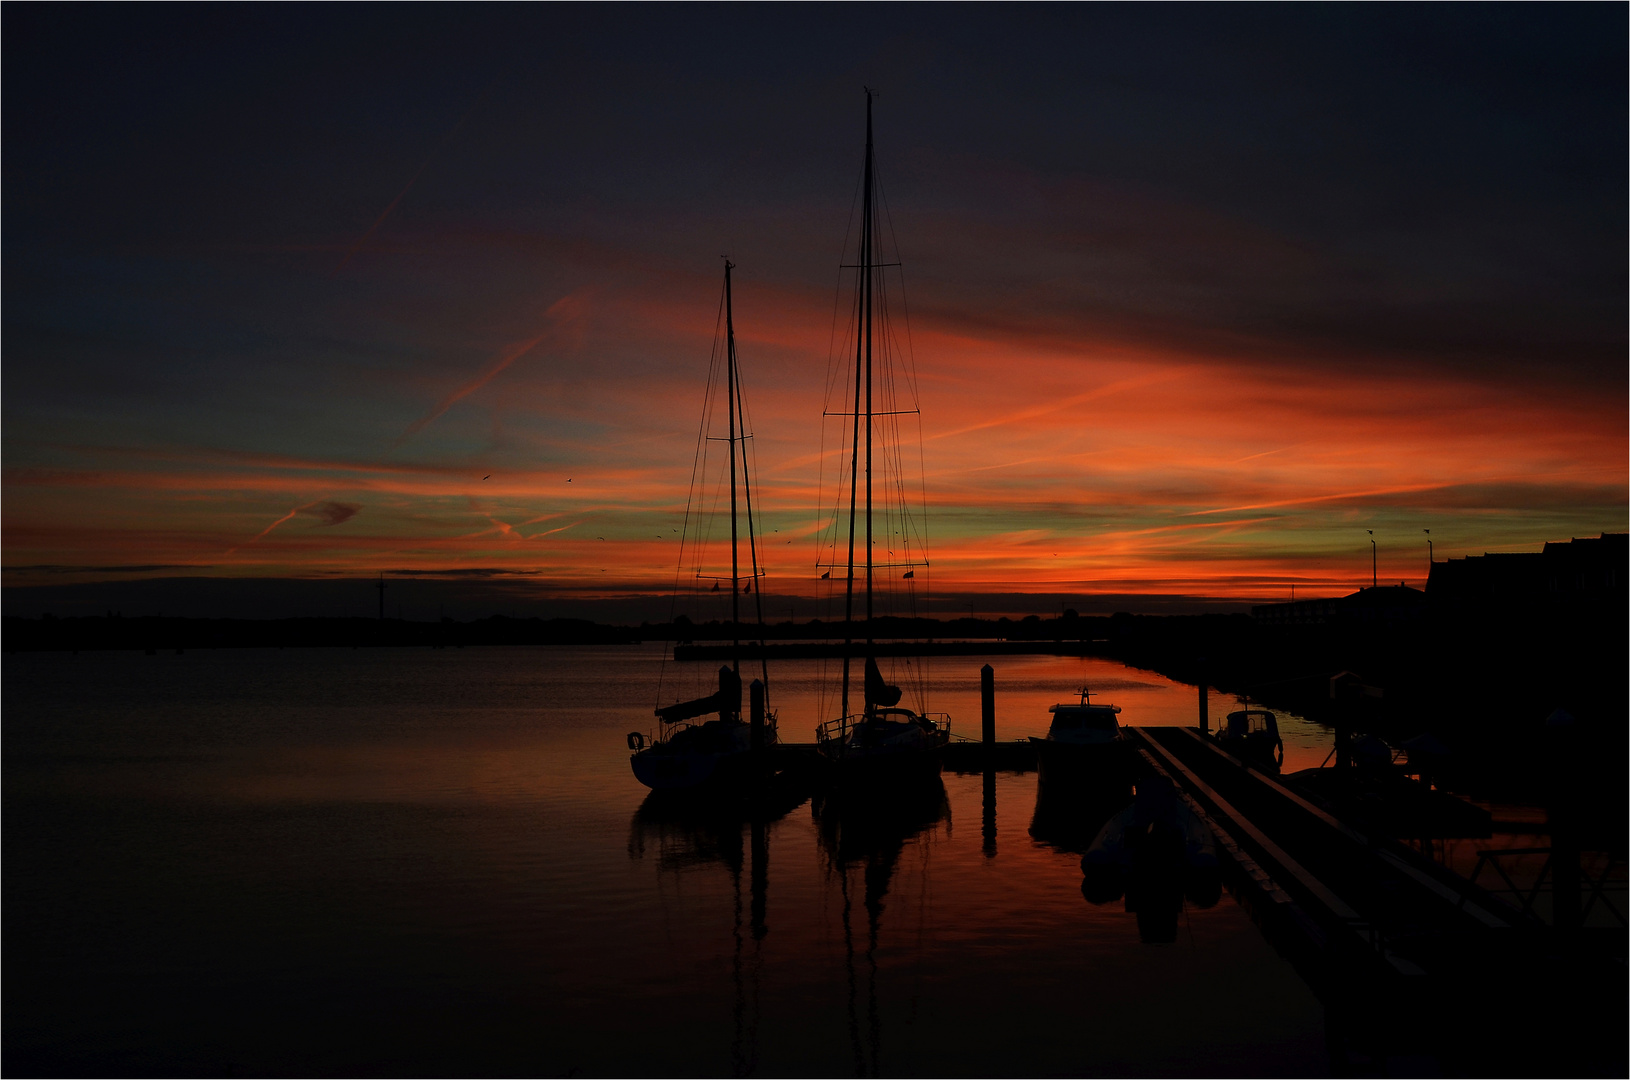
(6, 273, 1622, 606)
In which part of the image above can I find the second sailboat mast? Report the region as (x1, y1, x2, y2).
(725, 260, 740, 670)
(863, 92, 875, 643)
(840, 90, 877, 717)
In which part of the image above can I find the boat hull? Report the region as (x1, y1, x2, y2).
(630, 746, 747, 791)
(1030, 737, 1134, 795)
(823, 741, 945, 785)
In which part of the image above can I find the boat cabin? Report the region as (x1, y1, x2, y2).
(1045, 690, 1123, 745)
(1218, 708, 1283, 769)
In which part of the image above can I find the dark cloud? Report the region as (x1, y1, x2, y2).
(4, 564, 211, 575)
(296, 501, 359, 527)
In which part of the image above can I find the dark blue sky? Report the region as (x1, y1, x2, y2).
(4, 5, 1625, 618)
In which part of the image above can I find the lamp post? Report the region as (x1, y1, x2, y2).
(1424, 528, 1433, 578)
(1366, 530, 1376, 589)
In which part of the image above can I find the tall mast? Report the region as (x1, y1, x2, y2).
(725, 260, 740, 672)
(840, 89, 875, 720)
(863, 90, 875, 648)
(735, 335, 772, 709)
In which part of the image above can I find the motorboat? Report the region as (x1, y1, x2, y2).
(1215, 708, 1283, 771)
(1028, 687, 1134, 794)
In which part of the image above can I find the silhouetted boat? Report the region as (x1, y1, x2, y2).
(631, 664, 758, 790)
(1215, 708, 1283, 771)
(814, 91, 949, 780)
(629, 261, 778, 792)
(1028, 686, 1134, 794)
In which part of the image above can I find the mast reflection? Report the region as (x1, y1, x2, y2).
(814, 776, 951, 1077)
(627, 785, 809, 1075)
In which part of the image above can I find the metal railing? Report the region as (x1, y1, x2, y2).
(1459, 847, 1628, 927)
(815, 711, 951, 746)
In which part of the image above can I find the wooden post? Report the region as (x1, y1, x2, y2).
(981, 664, 995, 746)
(750, 678, 765, 753)
(1197, 657, 1208, 733)
(1551, 798, 1581, 934)
(1545, 708, 1581, 934)
(981, 767, 997, 859)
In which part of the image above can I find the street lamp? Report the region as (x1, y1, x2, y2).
(1424, 529, 1433, 579)
(1366, 530, 1376, 589)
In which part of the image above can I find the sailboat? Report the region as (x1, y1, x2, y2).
(814, 90, 950, 778)
(629, 260, 778, 792)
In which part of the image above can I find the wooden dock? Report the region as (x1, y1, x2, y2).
(770, 722, 1622, 1071)
(1119, 725, 1625, 1074)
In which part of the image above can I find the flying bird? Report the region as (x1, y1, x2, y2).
(482, 475, 490, 480)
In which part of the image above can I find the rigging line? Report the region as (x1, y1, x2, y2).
(877, 154, 933, 703)
(732, 303, 773, 710)
(876, 167, 924, 414)
(824, 163, 864, 408)
(874, 180, 933, 646)
(817, 258, 863, 595)
(659, 274, 731, 709)
(725, 261, 741, 666)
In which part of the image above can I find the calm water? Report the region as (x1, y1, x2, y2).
(5, 646, 1330, 1076)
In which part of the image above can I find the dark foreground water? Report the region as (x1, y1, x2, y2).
(6, 646, 1331, 1076)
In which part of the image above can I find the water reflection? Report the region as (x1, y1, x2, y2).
(1078, 775, 1223, 944)
(1028, 769, 1127, 855)
(981, 768, 997, 858)
(813, 776, 951, 1078)
(628, 785, 811, 1075)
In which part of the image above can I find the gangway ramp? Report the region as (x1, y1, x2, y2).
(1125, 725, 1624, 1075)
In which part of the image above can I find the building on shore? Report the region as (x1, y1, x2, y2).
(1252, 584, 1424, 627)
(1426, 532, 1625, 621)
(1251, 532, 1626, 627)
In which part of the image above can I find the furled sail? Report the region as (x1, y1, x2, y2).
(655, 665, 743, 724)
(863, 656, 902, 709)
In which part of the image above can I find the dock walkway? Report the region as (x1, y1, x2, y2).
(1122, 725, 1624, 1074)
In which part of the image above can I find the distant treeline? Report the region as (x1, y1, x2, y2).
(0, 610, 1109, 653)
(1, 614, 642, 651)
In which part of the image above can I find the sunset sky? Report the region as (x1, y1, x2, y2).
(5, 6, 1625, 619)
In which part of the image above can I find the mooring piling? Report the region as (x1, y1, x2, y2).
(750, 678, 765, 753)
(1197, 656, 1208, 733)
(981, 664, 996, 746)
